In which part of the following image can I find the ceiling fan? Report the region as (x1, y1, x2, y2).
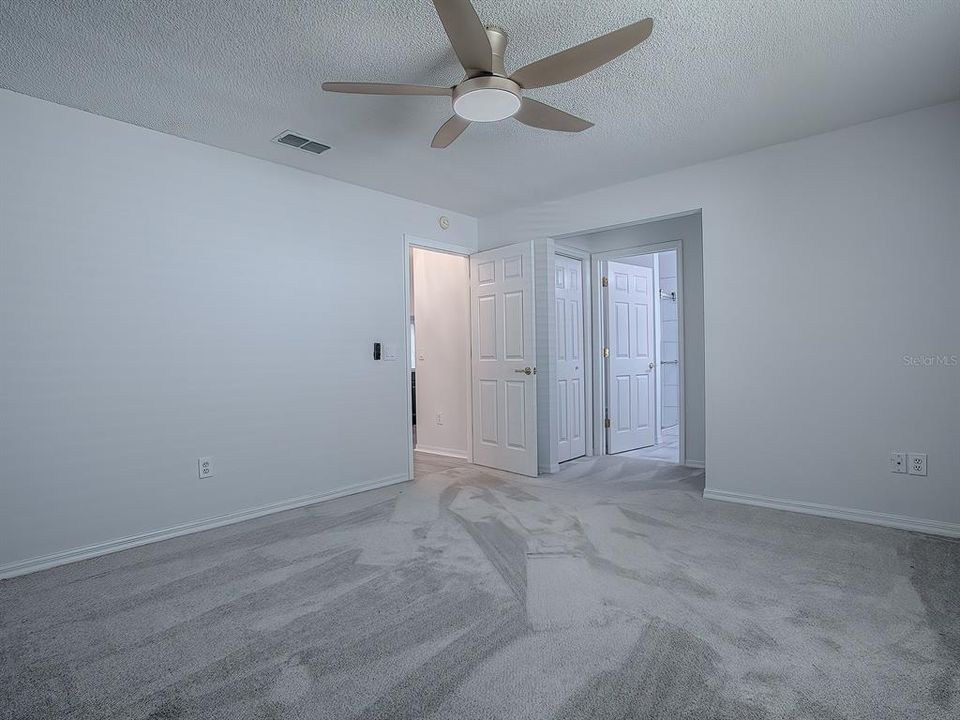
(322, 0, 653, 148)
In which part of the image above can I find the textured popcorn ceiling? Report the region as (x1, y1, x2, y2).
(1, 1, 958, 215)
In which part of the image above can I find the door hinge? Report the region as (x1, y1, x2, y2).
(601, 276, 608, 288)
(604, 418, 611, 429)
(602, 347, 610, 358)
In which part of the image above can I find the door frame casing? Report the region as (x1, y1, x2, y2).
(591, 240, 686, 464)
(553, 246, 594, 460)
(402, 234, 474, 481)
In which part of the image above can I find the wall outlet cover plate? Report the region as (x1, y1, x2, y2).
(908, 453, 927, 476)
(198, 456, 214, 478)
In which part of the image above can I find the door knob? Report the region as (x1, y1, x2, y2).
(514, 367, 533, 375)
(649, 362, 655, 370)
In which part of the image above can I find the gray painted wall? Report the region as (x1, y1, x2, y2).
(479, 102, 960, 533)
(0, 90, 478, 572)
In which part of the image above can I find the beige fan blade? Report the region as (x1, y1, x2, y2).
(431, 115, 471, 148)
(431, 0, 493, 73)
(514, 98, 593, 132)
(511, 19, 653, 89)
(321, 82, 452, 96)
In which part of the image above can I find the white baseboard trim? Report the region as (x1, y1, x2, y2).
(413, 445, 468, 460)
(0, 473, 410, 580)
(683, 459, 706, 469)
(703, 488, 960, 538)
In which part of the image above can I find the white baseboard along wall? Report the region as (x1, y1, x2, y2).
(0, 474, 410, 580)
(703, 488, 960, 538)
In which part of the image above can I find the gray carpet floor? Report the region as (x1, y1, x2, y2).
(1, 453, 958, 719)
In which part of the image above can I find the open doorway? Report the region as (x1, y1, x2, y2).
(550, 211, 703, 470)
(407, 245, 471, 479)
(403, 237, 541, 480)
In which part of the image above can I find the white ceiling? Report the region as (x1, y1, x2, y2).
(1, 1, 958, 216)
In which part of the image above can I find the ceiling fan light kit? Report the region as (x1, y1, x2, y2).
(452, 76, 522, 122)
(322, 0, 653, 148)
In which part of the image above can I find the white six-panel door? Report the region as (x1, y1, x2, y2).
(604, 261, 656, 453)
(470, 242, 538, 477)
(555, 255, 586, 463)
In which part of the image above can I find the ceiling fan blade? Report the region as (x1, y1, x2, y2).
(322, 82, 452, 96)
(431, 115, 471, 148)
(514, 98, 593, 132)
(510, 18, 653, 89)
(431, 0, 493, 73)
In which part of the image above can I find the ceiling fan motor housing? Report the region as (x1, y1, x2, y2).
(450, 25, 520, 123)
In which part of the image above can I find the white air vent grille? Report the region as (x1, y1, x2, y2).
(274, 131, 330, 155)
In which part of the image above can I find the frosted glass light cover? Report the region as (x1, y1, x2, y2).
(454, 88, 521, 122)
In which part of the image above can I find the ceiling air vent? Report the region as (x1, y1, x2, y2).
(274, 131, 330, 155)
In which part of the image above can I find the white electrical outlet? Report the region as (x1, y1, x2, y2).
(890, 452, 906, 474)
(198, 456, 214, 479)
(436, 412, 444, 425)
(908, 453, 927, 476)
